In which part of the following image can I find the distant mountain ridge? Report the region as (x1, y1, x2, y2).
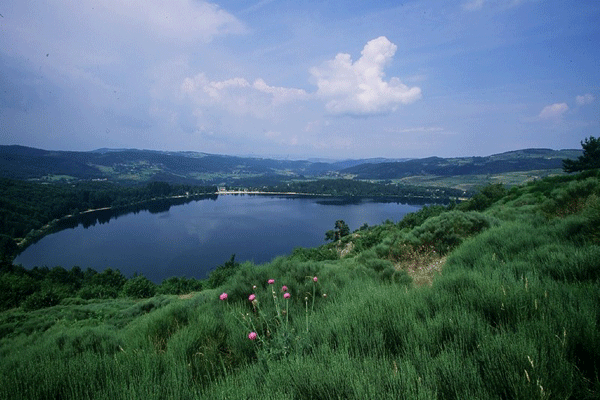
(0, 145, 581, 185)
(340, 148, 582, 179)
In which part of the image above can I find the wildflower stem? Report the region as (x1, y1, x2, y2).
(285, 298, 289, 329)
(272, 285, 283, 325)
(311, 281, 316, 313)
(305, 297, 309, 333)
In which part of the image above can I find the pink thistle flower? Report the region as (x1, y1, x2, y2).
(281, 285, 288, 292)
(268, 279, 275, 284)
(248, 294, 256, 301)
(313, 276, 318, 282)
(283, 292, 291, 299)
(248, 332, 257, 340)
(219, 293, 228, 301)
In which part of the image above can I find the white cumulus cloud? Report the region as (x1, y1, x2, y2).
(309, 36, 422, 116)
(252, 79, 309, 104)
(538, 103, 569, 120)
(576, 94, 595, 106)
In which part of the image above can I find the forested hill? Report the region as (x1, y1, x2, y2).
(0, 145, 580, 184)
(341, 148, 582, 179)
(0, 145, 320, 182)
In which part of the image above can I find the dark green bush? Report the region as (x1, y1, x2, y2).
(458, 183, 507, 211)
(289, 245, 338, 262)
(157, 276, 203, 295)
(208, 254, 240, 288)
(77, 284, 120, 299)
(22, 289, 62, 311)
(397, 204, 447, 230)
(123, 276, 157, 298)
(407, 210, 499, 254)
(0, 272, 39, 310)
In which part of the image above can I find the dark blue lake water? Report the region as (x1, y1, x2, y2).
(14, 195, 421, 283)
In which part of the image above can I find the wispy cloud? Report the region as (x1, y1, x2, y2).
(462, 0, 485, 11)
(538, 103, 569, 120)
(576, 93, 595, 106)
(97, 0, 246, 42)
(240, 0, 279, 15)
(461, 0, 536, 12)
(385, 127, 445, 134)
(181, 73, 308, 118)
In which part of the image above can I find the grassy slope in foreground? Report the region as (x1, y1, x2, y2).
(1, 171, 599, 399)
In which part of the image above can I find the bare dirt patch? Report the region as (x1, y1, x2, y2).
(400, 256, 446, 286)
(392, 244, 446, 286)
(337, 241, 354, 258)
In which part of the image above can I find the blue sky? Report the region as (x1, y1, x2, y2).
(1, 0, 598, 159)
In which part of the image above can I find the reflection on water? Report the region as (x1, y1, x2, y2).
(314, 196, 434, 206)
(15, 195, 421, 283)
(32, 195, 219, 240)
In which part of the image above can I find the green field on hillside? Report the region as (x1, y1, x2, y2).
(397, 168, 565, 191)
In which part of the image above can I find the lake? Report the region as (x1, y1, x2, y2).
(14, 195, 422, 283)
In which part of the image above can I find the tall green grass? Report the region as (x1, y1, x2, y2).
(1, 171, 600, 399)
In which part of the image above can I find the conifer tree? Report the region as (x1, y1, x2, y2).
(563, 136, 600, 172)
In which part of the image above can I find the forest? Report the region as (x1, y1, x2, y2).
(0, 164, 598, 398)
(0, 179, 216, 259)
(263, 178, 465, 200)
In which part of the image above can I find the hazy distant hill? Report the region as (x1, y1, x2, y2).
(0, 146, 319, 182)
(340, 148, 582, 179)
(0, 145, 581, 185)
(0, 146, 104, 180)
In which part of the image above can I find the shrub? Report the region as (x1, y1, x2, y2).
(123, 276, 157, 298)
(77, 284, 120, 300)
(0, 272, 39, 310)
(157, 276, 203, 295)
(87, 268, 127, 294)
(208, 254, 240, 288)
(397, 204, 447, 230)
(459, 183, 507, 211)
(289, 246, 338, 262)
(406, 210, 499, 254)
(22, 289, 62, 311)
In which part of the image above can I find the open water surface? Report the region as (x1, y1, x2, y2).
(14, 195, 421, 283)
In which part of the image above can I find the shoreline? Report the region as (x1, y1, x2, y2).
(12, 191, 453, 257)
(14, 193, 214, 251)
(13, 191, 320, 252)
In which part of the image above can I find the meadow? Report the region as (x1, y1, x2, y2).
(1, 170, 599, 399)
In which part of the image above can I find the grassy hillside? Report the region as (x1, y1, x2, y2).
(1, 171, 599, 399)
